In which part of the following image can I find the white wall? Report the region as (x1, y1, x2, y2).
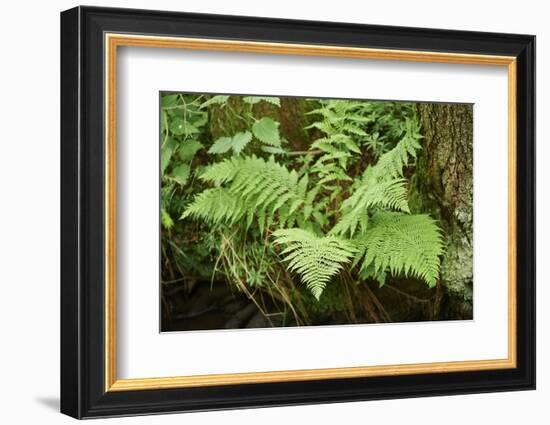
(0, 0, 545, 423)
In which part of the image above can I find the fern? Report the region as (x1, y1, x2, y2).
(306, 100, 369, 188)
(330, 118, 422, 237)
(182, 155, 310, 229)
(330, 177, 409, 236)
(354, 212, 444, 287)
(273, 229, 357, 300)
(366, 118, 422, 181)
(167, 93, 446, 309)
(181, 187, 244, 224)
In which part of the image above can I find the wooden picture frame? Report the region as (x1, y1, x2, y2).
(60, 5, 535, 419)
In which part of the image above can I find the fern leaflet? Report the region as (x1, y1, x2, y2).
(182, 156, 310, 229)
(354, 212, 444, 287)
(273, 229, 357, 300)
(330, 118, 422, 237)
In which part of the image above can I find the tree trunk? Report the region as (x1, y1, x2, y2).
(209, 97, 315, 151)
(411, 103, 474, 319)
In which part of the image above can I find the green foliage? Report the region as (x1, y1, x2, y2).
(243, 96, 281, 107)
(161, 208, 174, 230)
(209, 131, 253, 155)
(252, 117, 281, 147)
(178, 140, 203, 162)
(163, 91, 445, 305)
(354, 212, 444, 288)
(306, 100, 367, 190)
(199, 95, 229, 109)
(183, 155, 310, 232)
(170, 117, 199, 136)
(330, 118, 422, 237)
(273, 229, 357, 300)
(170, 164, 191, 185)
(160, 93, 210, 231)
(366, 117, 422, 180)
(330, 177, 409, 237)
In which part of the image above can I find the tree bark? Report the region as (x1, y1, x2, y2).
(209, 97, 316, 151)
(411, 103, 474, 319)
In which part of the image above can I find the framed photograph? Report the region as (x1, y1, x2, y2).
(60, 6, 535, 419)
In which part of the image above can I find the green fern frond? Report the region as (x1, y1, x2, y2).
(273, 228, 357, 300)
(181, 187, 244, 224)
(354, 212, 444, 287)
(161, 208, 174, 230)
(200, 157, 241, 186)
(330, 118, 422, 237)
(330, 178, 410, 237)
(183, 156, 309, 228)
(367, 118, 422, 180)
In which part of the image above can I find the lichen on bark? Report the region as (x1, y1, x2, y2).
(410, 103, 474, 319)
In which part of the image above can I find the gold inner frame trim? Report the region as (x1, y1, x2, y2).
(104, 33, 518, 392)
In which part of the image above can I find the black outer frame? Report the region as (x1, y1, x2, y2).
(60, 5, 536, 419)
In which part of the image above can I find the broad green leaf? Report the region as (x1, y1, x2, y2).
(190, 111, 208, 128)
(208, 137, 233, 154)
(160, 109, 167, 133)
(231, 131, 253, 154)
(208, 132, 252, 155)
(200, 95, 229, 109)
(171, 164, 191, 185)
(161, 94, 178, 108)
(178, 140, 203, 162)
(252, 117, 280, 147)
(160, 138, 177, 175)
(161, 147, 173, 176)
(243, 96, 280, 107)
(170, 118, 199, 136)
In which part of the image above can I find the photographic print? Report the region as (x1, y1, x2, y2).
(61, 8, 535, 417)
(160, 93, 473, 331)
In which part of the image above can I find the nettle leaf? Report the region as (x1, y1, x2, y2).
(170, 164, 191, 186)
(243, 96, 281, 107)
(208, 131, 253, 155)
(160, 138, 177, 175)
(160, 149, 172, 176)
(208, 137, 233, 154)
(170, 118, 199, 136)
(190, 111, 208, 128)
(161, 94, 178, 108)
(160, 110, 167, 133)
(178, 140, 203, 162)
(200, 95, 229, 109)
(231, 131, 253, 154)
(252, 117, 281, 147)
